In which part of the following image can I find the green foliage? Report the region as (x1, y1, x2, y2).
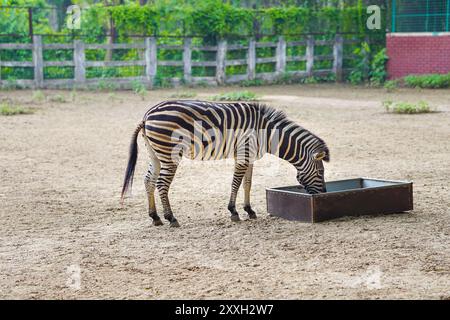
(370, 49, 388, 86)
(153, 73, 173, 88)
(383, 100, 434, 114)
(348, 44, 388, 86)
(0, 103, 35, 116)
(211, 90, 258, 101)
(403, 73, 450, 89)
(384, 80, 398, 92)
(1, 1, 385, 86)
(348, 42, 370, 85)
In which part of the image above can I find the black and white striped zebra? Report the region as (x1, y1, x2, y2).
(121, 100, 329, 227)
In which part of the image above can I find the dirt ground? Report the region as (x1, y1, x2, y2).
(0, 84, 449, 299)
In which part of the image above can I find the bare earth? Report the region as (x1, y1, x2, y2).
(0, 84, 449, 299)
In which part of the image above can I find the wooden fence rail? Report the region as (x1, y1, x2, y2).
(0, 35, 361, 89)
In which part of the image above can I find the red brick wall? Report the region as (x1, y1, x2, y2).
(386, 33, 450, 79)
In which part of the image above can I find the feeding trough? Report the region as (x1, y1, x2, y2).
(266, 178, 413, 222)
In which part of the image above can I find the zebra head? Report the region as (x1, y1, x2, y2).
(296, 148, 329, 194)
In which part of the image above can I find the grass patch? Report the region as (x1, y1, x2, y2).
(131, 80, 147, 100)
(32, 90, 46, 103)
(211, 90, 258, 101)
(383, 80, 398, 92)
(0, 103, 35, 116)
(383, 100, 435, 114)
(169, 91, 197, 99)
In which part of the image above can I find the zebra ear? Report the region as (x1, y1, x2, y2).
(313, 150, 329, 162)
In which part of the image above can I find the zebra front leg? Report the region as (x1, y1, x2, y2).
(243, 164, 257, 219)
(157, 163, 180, 227)
(145, 162, 162, 226)
(228, 162, 249, 222)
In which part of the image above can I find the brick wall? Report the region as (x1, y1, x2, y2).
(386, 33, 450, 79)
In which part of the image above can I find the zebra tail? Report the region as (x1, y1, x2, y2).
(121, 121, 145, 204)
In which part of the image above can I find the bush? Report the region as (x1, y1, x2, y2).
(348, 42, 370, 85)
(403, 73, 450, 89)
(211, 91, 258, 101)
(383, 100, 434, 114)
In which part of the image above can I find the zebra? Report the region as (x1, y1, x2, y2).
(121, 100, 329, 227)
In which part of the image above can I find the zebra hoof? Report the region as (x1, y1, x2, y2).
(248, 213, 257, 219)
(169, 220, 180, 228)
(230, 215, 241, 222)
(153, 219, 163, 226)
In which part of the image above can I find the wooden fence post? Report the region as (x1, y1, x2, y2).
(183, 37, 192, 84)
(276, 36, 286, 75)
(145, 37, 157, 87)
(306, 35, 314, 77)
(333, 34, 344, 82)
(216, 39, 227, 85)
(247, 38, 256, 80)
(32, 35, 43, 88)
(74, 40, 86, 85)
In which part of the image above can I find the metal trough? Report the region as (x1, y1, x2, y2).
(266, 178, 413, 222)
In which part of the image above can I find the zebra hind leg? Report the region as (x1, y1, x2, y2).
(228, 162, 249, 222)
(145, 162, 162, 226)
(243, 164, 257, 219)
(157, 163, 180, 227)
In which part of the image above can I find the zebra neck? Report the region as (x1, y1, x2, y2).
(263, 119, 317, 167)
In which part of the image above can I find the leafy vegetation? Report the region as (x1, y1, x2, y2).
(403, 73, 450, 89)
(383, 100, 435, 114)
(0, 103, 35, 116)
(348, 44, 388, 86)
(369, 48, 388, 86)
(211, 91, 258, 101)
(0, 0, 385, 84)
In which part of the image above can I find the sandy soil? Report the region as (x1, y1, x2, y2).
(0, 84, 449, 299)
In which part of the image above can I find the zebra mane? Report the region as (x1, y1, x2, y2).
(257, 103, 330, 161)
(257, 103, 290, 125)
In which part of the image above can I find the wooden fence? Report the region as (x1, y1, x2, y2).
(0, 35, 363, 89)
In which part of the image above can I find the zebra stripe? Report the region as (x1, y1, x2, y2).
(122, 100, 329, 226)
